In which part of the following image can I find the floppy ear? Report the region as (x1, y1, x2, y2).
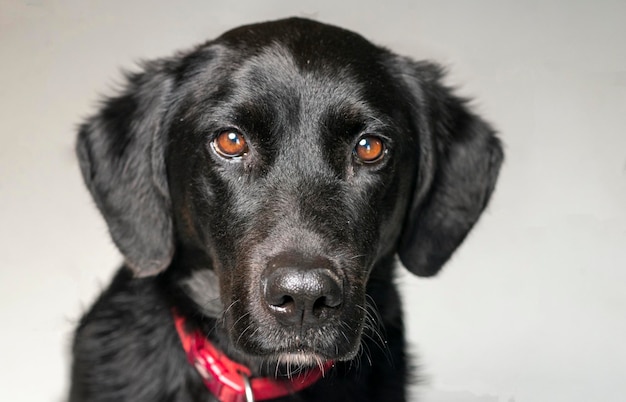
(396, 60, 504, 277)
(77, 62, 174, 276)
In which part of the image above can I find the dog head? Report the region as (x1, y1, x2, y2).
(77, 18, 502, 371)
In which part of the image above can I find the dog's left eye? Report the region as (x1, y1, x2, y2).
(212, 130, 248, 158)
(354, 135, 386, 164)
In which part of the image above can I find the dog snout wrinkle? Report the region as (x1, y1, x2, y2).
(263, 255, 343, 327)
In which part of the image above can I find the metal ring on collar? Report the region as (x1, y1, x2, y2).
(241, 373, 255, 402)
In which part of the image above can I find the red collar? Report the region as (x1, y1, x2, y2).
(173, 312, 333, 402)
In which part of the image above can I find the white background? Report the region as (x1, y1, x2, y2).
(1, 1, 625, 401)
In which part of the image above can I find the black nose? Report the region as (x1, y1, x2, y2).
(262, 255, 343, 327)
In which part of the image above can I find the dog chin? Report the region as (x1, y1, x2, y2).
(265, 352, 332, 378)
(275, 352, 326, 367)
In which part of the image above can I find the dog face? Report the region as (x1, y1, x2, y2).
(166, 32, 418, 363)
(77, 18, 502, 369)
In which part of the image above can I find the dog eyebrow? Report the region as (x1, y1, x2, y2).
(321, 102, 394, 140)
(230, 100, 280, 138)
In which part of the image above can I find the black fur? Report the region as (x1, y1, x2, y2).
(70, 18, 503, 402)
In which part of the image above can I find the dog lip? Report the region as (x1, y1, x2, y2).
(274, 351, 330, 368)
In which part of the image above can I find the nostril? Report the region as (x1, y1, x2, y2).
(312, 295, 342, 316)
(313, 296, 328, 311)
(276, 295, 294, 307)
(269, 295, 295, 310)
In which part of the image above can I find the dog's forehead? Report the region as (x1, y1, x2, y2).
(216, 18, 383, 68)
(214, 18, 392, 96)
(229, 43, 366, 109)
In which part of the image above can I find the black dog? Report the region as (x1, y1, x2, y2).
(70, 18, 502, 402)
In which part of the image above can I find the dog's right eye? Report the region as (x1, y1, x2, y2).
(212, 130, 249, 159)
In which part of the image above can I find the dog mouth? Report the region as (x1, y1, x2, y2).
(250, 348, 338, 379)
(219, 327, 345, 377)
(273, 351, 332, 374)
(227, 317, 365, 367)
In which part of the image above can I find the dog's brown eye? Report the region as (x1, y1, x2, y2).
(213, 130, 248, 158)
(354, 135, 385, 163)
